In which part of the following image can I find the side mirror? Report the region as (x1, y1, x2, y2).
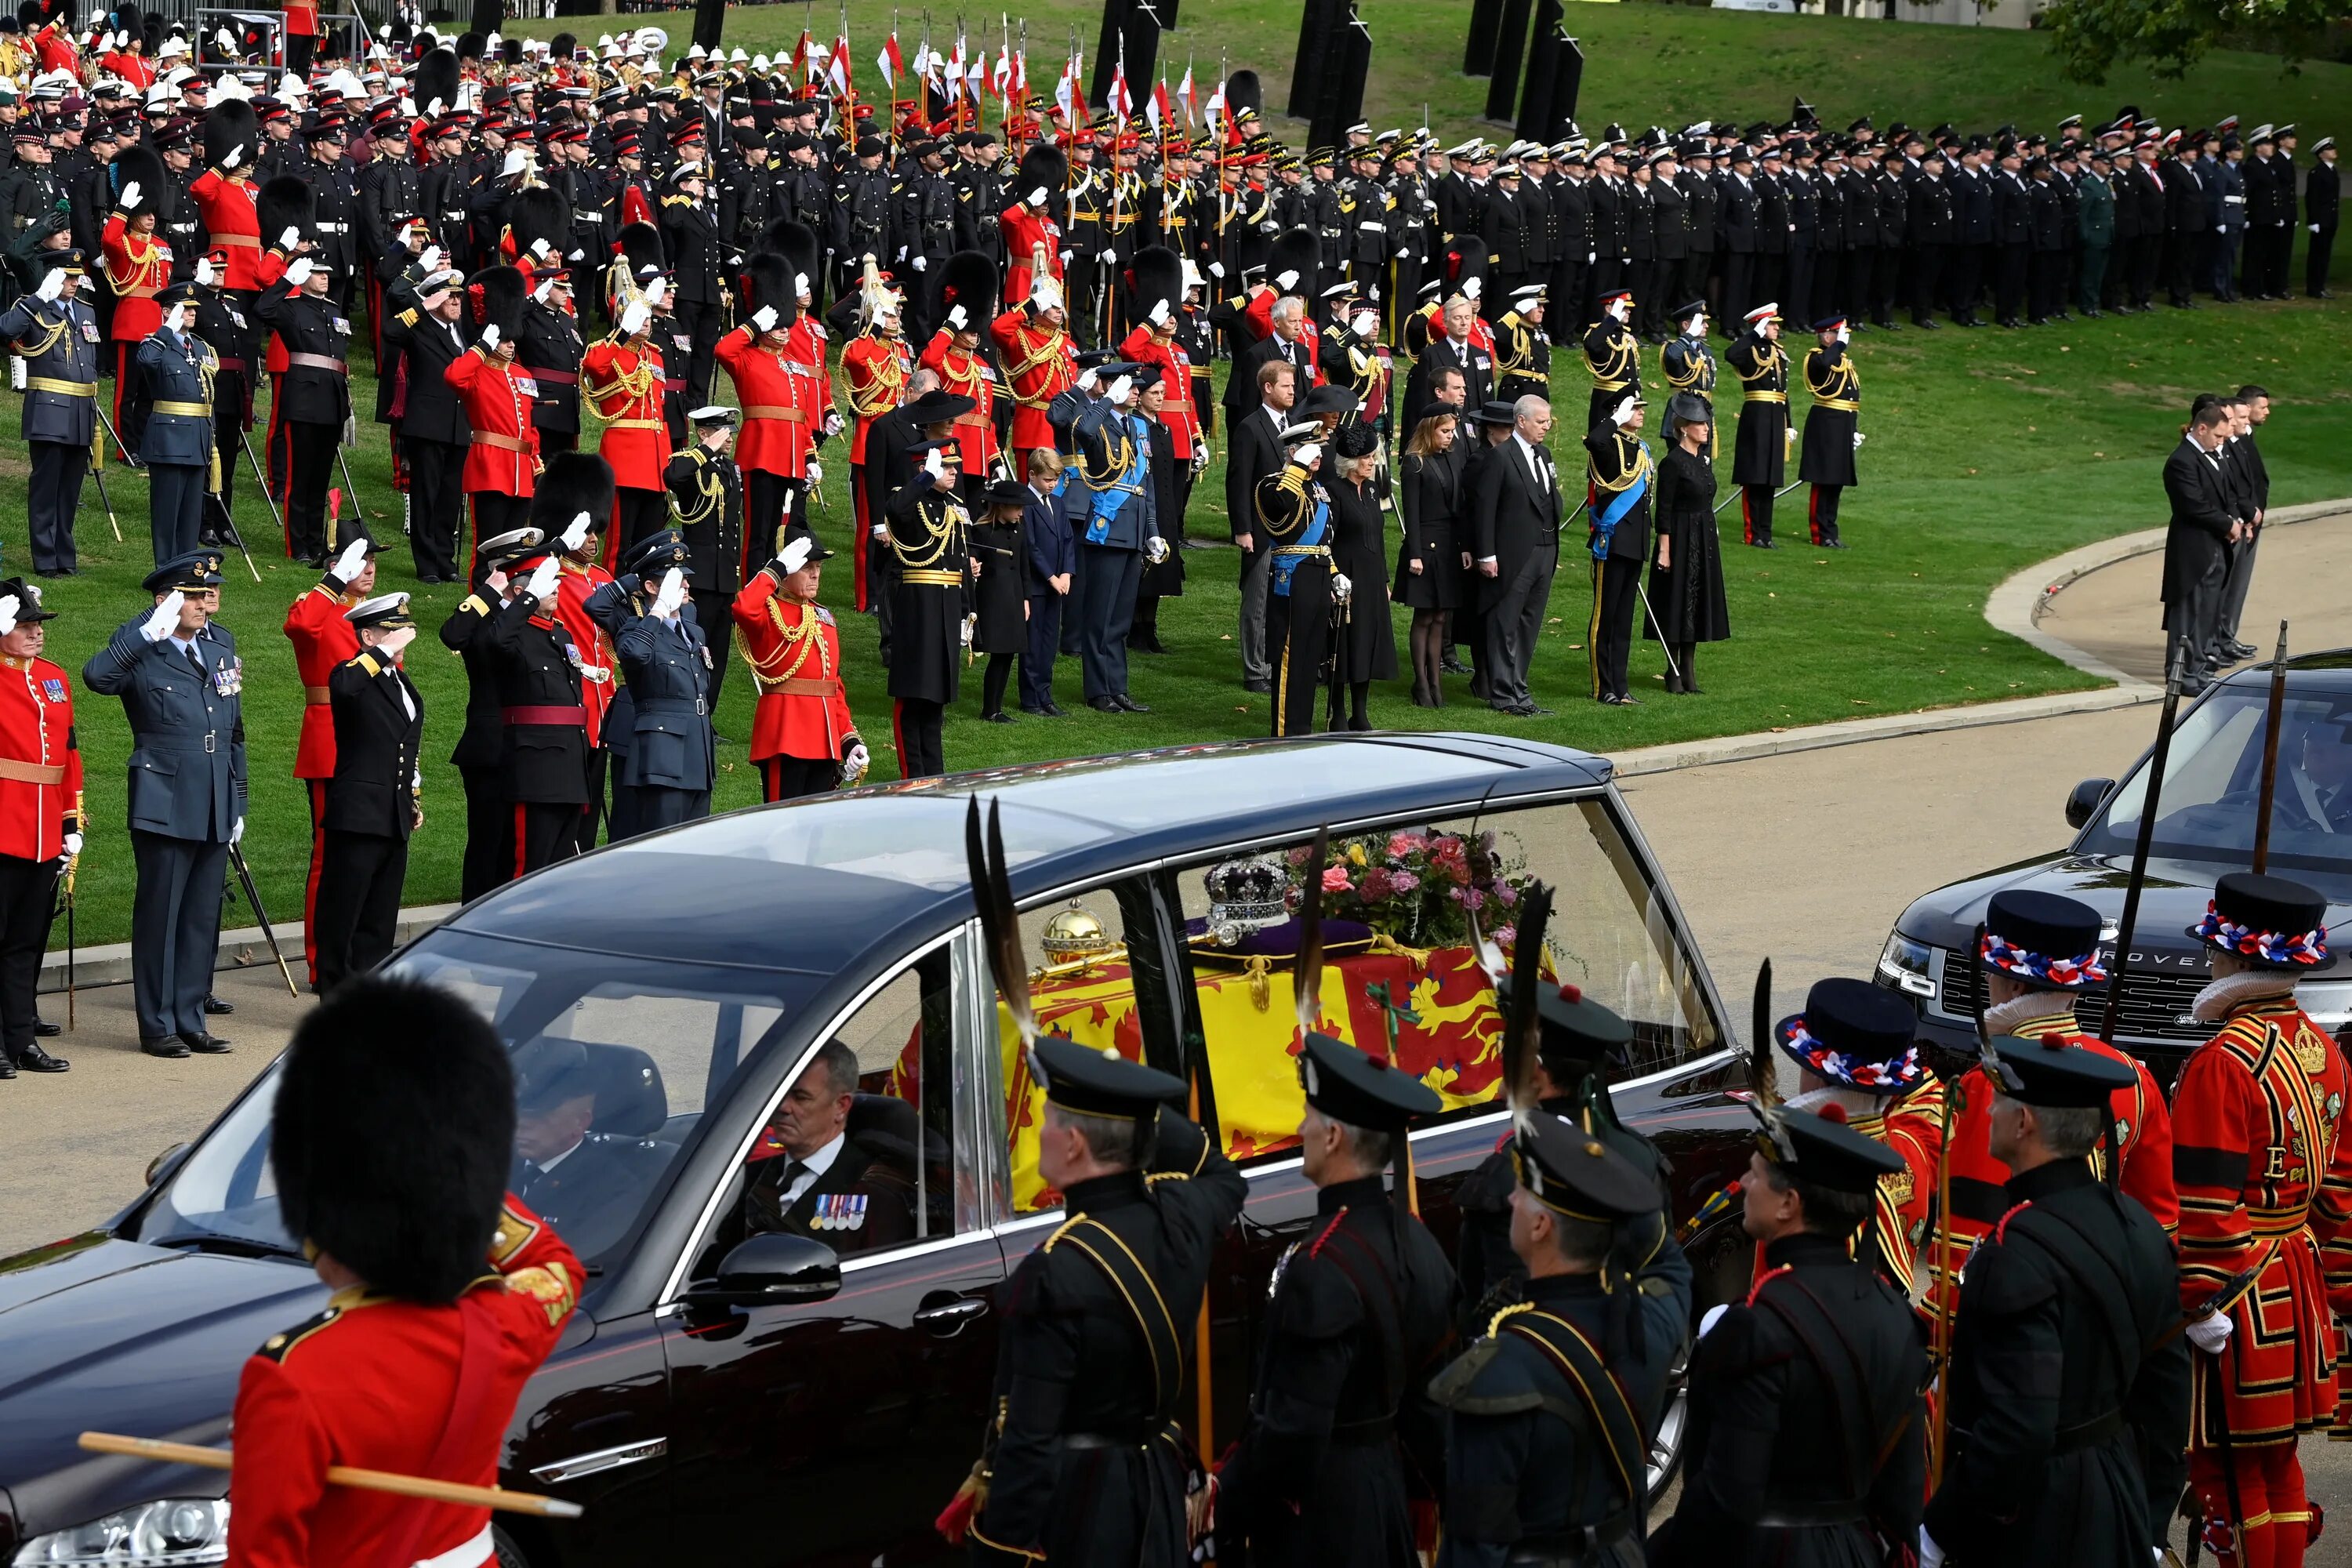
(147, 1142, 191, 1188)
(684, 1231, 842, 1308)
(2065, 777, 2115, 831)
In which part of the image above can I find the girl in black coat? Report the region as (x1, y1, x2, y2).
(1645, 394, 1732, 694)
(1393, 412, 1466, 707)
(969, 481, 1030, 720)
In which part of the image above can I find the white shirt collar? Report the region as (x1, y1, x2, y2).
(788, 1130, 846, 1182)
(536, 1136, 583, 1175)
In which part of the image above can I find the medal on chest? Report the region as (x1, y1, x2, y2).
(810, 1193, 867, 1232)
(212, 657, 243, 697)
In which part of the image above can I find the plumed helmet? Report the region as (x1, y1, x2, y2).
(108, 141, 171, 221)
(412, 45, 461, 116)
(933, 249, 997, 332)
(1268, 226, 1320, 300)
(469, 263, 528, 339)
(1016, 140, 1067, 200)
(739, 250, 797, 329)
(530, 450, 616, 539)
(270, 976, 515, 1305)
(503, 183, 572, 267)
(201, 96, 256, 170)
(1131, 245, 1184, 328)
(256, 173, 314, 249)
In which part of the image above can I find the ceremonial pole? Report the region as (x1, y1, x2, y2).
(2251, 620, 2290, 873)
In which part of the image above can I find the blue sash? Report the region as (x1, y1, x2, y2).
(1588, 443, 1652, 561)
(1271, 499, 1330, 597)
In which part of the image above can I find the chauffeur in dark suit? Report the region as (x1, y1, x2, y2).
(381, 265, 474, 584)
(0, 251, 100, 578)
(314, 592, 423, 992)
(510, 1038, 666, 1265)
(81, 552, 247, 1058)
(744, 1038, 916, 1256)
(1472, 396, 1566, 717)
(136, 282, 222, 568)
(2158, 399, 2242, 694)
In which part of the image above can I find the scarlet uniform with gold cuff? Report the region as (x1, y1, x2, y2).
(840, 330, 909, 612)
(1120, 320, 1200, 460)
(1000, 201, 1062, 307)
(0, 652, 82, 863)
(991, 306, 1076, 459)
(554, 560, 618, 751)
(189, 167, 265, 292)
(282, 579, 364, 985)
(225, 1199, 582, 1568)
(100, 213, 171, 347)
(581, 335, 672, 491)
(715, 324, 820, 481)
(446, 345, 543, 497)
(917, 330, 1001, 477)
(733, 570, 858, 785)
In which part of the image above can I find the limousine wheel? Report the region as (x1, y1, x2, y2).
(495, 1526, 532, 1568)
(1646, 1368, 1689, 1504)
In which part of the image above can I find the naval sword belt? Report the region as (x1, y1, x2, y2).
(1744, 390, 1787, 403)
(503, 705, 587, 725)
(1813, 397, 1860, 412)
(472, 431, 532, 452)
(151, 401, 212, 417)
(287, 353, 347, 374)
(741, 405, 808, 422)
(759, 675, 842, 696)
(0, 758, 66, 786)
(1591, 376, 1632, 392)
(304, 685, 331, 705)
(26, 378, 96, 397)
(901, 569, 965, 587)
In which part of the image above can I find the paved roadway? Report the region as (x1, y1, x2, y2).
(1, 515, 2346, 1552)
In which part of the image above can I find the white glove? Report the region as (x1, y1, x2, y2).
(419, 245, 444, 276)
(530, 238, 551, 260)
(379, 625, 417, 660)
(2186, 1310, 2234, 1355)
(842, 742, 870, 781)
(230, 816, 245, 846)
(1351, 310, 1377, 338)
(806, 458, 824, 486)
(924, 448, 946, 481)
(196, 258, 216, 287)
(478, 322, 501, 351)
(163, 303, 187, 335)
(643, 277, 670, 308)
(1611, 396, 1637, 427)
(1149, 299, 1172, 325)
(822, 410, 844, 437)
(960, 614, 975, 647)
(1853, 431, 1866, 451)
(221, 145, 241, 170)
(1145, 536, 1168, 564)
(1058, 248, 1074, 264)
(751, 304, 779, 332)
(1028, 186, 1048, 206)
(1077, 368, 1099, 393)
(1331, 572, 1352, 601)
(524, 557, 561, 601)
(62, 831, 83, 858)
(1275, 269, 1299, 292)
(621, 299, 652, 336)
(1291, 441, 1322, 469)
(35, 267, 64, 303)
(141, 591, 186, 641)
(2314, 223, 2324, 234)
(278, 225, 301, 249)
(284, 257, 314, 289)
(912, 254, 927, 272)
(1697, 1303, 1730, 1341)
(1105, 374, 1134, 405)
(0, 594, 16, 637)
(946, 304, 968, 331)
(118, 180, 142, 210)
(1209, 261, 1225, 278)
(1099, 248, 1116, 262)
(651, 567, 687, 619)
(1918, 1528, 1945, 1568)
(560, 512, 590, 552)
(579, 663, 611, 684)
(330, 538, 369, 583)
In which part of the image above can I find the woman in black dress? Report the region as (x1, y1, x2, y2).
(1131, 376, 1188, 653)
(1645, 393, 1732, 694)
(1393, 410, 1465, 707)
(969, 479, 1031, 720)
(1325, 421, 1397, 730)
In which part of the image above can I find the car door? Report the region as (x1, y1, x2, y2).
(655, 939, 1007, 1567)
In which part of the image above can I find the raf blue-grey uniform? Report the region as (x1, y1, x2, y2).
(585, 551, 716, 840)
(0, 261, 100, 575)
(136, 310, 220, 567)
(1067, 394, 1160, 708)
(80, 557, 248, 1050)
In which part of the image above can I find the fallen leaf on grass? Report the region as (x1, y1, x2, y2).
(1236, 706, 1252, 713)
(1852, 699, 1872, 706)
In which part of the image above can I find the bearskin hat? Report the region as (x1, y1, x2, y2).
(754, 216, 820, 293)
(739, 251, 797, 331)
(412, 45, 461, 117)
(107, 142, 171, 222)
(1131, 245, 1185, 330)
(548, 29, 575, 60)
(201, 96, 256, 172)
(270, 976, 515, 1305)
(531, 450, 617, 540)
(256, 173, 314, 251)
(503, 183, 571, 270)
(454, 29, 483, 61)
(1225, 69, 1261, 121)
(469, 263, 528, 340)
(934, 249, 998, 335)
(1268, 226, 1320, 302)
(1015, 141, 1067, 204)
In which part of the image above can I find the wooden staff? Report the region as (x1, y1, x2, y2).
(2252, 620, 2289, 873)
(78, 1433, 583, 1519)
(2099, 641, 2191, 1045)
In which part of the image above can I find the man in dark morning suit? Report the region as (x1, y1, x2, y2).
(1225, 358, 1298, 695)
(742, 1038, 916, 1258)
(2158, 399, 2241, 694)
(2212, 388, 2271, 666)
(1472, 396, 1567, 717)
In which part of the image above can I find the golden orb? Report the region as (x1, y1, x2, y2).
(1040, 901, 1112, 961)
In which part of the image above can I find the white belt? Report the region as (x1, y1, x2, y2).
(2224, 195, 2245, 204)
(316, 221, 347, 232)
(1357, 220, 1385, 232)
(413, 1524, 494, 1568)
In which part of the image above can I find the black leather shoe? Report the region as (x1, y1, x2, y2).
(982, 710, 1015, 724)
(12, 1042, 67, 1073)
(1088, 695, 1122, 713)
(1821, 539, 1849, 550)
(142, 1036, 191, 1058)
(1440, 656, 1473, 675)
(1044, 702, 1069, 717)
(0, 1054, 13, 1079)
(1242, 678, 1272, 694)
(1114, 694, 1151, 713)
(1020, 704, 1052, 716)
(34, 1018, 60, 1036)
(181, 1033, 234, 1054)
(204, 995, 234, 1016)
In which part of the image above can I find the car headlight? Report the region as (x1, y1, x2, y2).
(11, 1499, 229, 1566)
(2299, 980, 2352, 1032)
(1877, 931, 1940, 1000)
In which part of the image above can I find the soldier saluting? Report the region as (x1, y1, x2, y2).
(0, 250, 99, 579)
(1726, 302, 1788, 549)
(312, 593, 423, 992)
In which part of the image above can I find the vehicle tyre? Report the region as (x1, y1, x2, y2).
(1650, 1211, 1760, 1506)
(494, 1525, 532, 1568)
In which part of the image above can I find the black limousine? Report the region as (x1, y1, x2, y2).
(0, 735, 1759, 1567)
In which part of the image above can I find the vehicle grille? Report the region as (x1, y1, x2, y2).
(1936, 949, 2211, 1045)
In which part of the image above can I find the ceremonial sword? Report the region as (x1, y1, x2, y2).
(226, 843, 299, 998)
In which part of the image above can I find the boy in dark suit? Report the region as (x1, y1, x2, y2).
(1019, 449, 1073, 715)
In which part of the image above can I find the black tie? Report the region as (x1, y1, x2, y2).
(186, 645, 205, 678)
(782, 1160, 812, 1198)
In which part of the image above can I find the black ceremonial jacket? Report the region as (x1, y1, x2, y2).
(324, 646, 423, 840)
(484, 587, 589, 806)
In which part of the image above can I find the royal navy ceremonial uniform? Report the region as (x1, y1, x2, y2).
(0, 583, 78, 1074)
(1726, 315, 1788, 547)
(314, 597, 423, 992)
(1581, 303, 1641, 436)
(881, 456, 971, 781)
(1584, 422, 1653, 706)
(1797, 326, 1860, 547)
(1255, 454, 1338, 739)
(0, 260, 100, 576)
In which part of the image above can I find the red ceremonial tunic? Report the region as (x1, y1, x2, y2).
(1917, 1011, 2178, 1334)
(716, 325, 818, 479)
(1000, 201, 1063, 309)
(100, 216, 172, 343)
(840, 331, 909, 463)
(100, 49, 156, 89)
(554, 561, 618, 750)
(33, 24, 74, 74)
(282, 584, 362, 781)
(582, 336, 671, 492)
(281, 0, 318, 38)
(991, 307, 1076, 455)
(0, 653, 82, 864)
(190, 169, 266, 291)
(918, 332, 1001, 477)
(2173, 993, 2352, 1448)
(224, 1199, 580, 1568)
(445, 347, 542, 496)
(733, 572, 857, 765)
(1120, 322, 1200, 459)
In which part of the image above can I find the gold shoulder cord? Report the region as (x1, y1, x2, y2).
(891, 495, 964, 568)
(1590, 437, 1653, 495)
(1257, 466, 1311, 535)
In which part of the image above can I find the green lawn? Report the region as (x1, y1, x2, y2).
(20, 5, 2352, 948)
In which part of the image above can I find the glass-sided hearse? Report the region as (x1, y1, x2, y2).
(0, 735, 1757, 1568)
